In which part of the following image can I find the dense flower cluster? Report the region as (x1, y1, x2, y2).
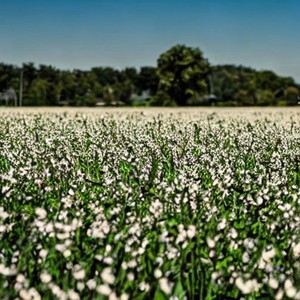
(0, 108, 300, 299)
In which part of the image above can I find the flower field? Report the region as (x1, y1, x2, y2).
(1, 107, 300, 300)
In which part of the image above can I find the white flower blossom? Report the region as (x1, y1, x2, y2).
(72, 265, 85, 280)
(40, 271, 52, 284)
(101, 267, 115, 285)
(235, 277, 260, 294)
(159, 277, 174, 294)
(35, 208, 47, 219)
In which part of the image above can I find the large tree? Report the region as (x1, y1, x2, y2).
(136, 66, 158, 95)
(156, 44, 210, 106)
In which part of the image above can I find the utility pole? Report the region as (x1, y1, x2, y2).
(19, 69, 23, 106)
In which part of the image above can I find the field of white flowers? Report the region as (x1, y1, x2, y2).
(0, 107, 300, 300)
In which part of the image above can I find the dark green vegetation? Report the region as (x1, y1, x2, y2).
(0, 44, 299, 106)
(0, 109, 300, 299)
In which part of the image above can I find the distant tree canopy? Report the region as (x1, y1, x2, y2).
(155, 44, 210, 106)
(212, 65, 299, 106)
(0, 45, 299, 106)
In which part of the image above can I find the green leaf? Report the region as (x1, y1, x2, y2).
(173, 279, 186, 299)
(154, 288, 168, 300)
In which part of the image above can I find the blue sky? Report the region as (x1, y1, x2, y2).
(1, 0, 300, 82)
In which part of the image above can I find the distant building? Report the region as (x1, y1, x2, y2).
(201, 93, 218, 106)
(274, 88, 285, 99)
(95, 100, 125, 106)
(57, 100, 72, 106)
(0, 87, 17, 106)
(187, 75, 218, 106)
(130, 89, 151, 105)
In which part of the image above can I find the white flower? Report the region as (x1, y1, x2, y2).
(87, 219, 110, 239)
(14, 282, 22, 292)
(286, 286, 297, 298)
(97, 284, 111, 296)
(262, 247, 276, 262)
(72, 265, 85, 280)
(149, 199, 163, 218)
(293, 242, 300, 258)
(63, 249, 71, 258)
(127, 272, 134, 281)
(242, 252, 250, 263)
(40, 271, 52, 284)
(154, 269, 162, 279)
(49, 283, 66, 299)
(235, 277, 260, 294)
(159, 277, 173, 294)
(295, 292, 300, 300)
(139, 282, 150, 292)
(19, 289, 30, 300)
(176, 229, 187, 244)
(103, 257, 113, 265)
(120, 293, 129, 300)
(268, 277, 279, 289)
(257, 196, 264, 205)
(101, 267, 115, 285)
(284, 279, 296, 298)
(39, 249, 48, 259)
(0, 263, 17, 276)
(20, 287, 42, 300)
(217, 218, 227, 230)
(229, 228, 238, 239)
(187, 225, 196, 239)
(209, 250, 215, 258)
(35, 208, 47, 219)
(67, 289, 80, 300)
(86, 279, 97, 290)
(0, 207, 9, 220)
(20, 287, 41, 300)
(2, 185, 11, 194)
(244, 238, 255, 249)
(207, 238, 215, 248)
(16, 274, 26, 283)
(275, 288, 284, 300)
(55, 244, 66, 253)
(212, 271, 220, 281)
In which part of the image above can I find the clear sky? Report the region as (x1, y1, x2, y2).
(1, 0, 300, 82)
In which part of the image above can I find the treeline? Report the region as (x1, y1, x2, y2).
(0, 63, 158, 106)
(0, 45, 299, 106)
(212, 65, 300, 106)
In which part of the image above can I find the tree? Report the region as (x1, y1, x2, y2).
(22, 63, 37, 90)
(256, 89, 274, 106)
(60, 71, 77, 103)
(38, 65, 62, 105)
(136, 67, 158, 95)
(0, 63, 19, 91)
(122, 67, 138, 85)
(91, 67, 120, 86)
(156, 44, 210, 106)
(26, 79, 49, 106)
(285, 86, 299, 105)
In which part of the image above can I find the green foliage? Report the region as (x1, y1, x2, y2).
(284, 86, 299, 105)
(256, 89, 274, 106)
(156, 44, 210, 106)
(150, 90, 177, 106)
(136, 66, 159, 96)
(0, 45, 299, 107)
(212, 65, 300, 106)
